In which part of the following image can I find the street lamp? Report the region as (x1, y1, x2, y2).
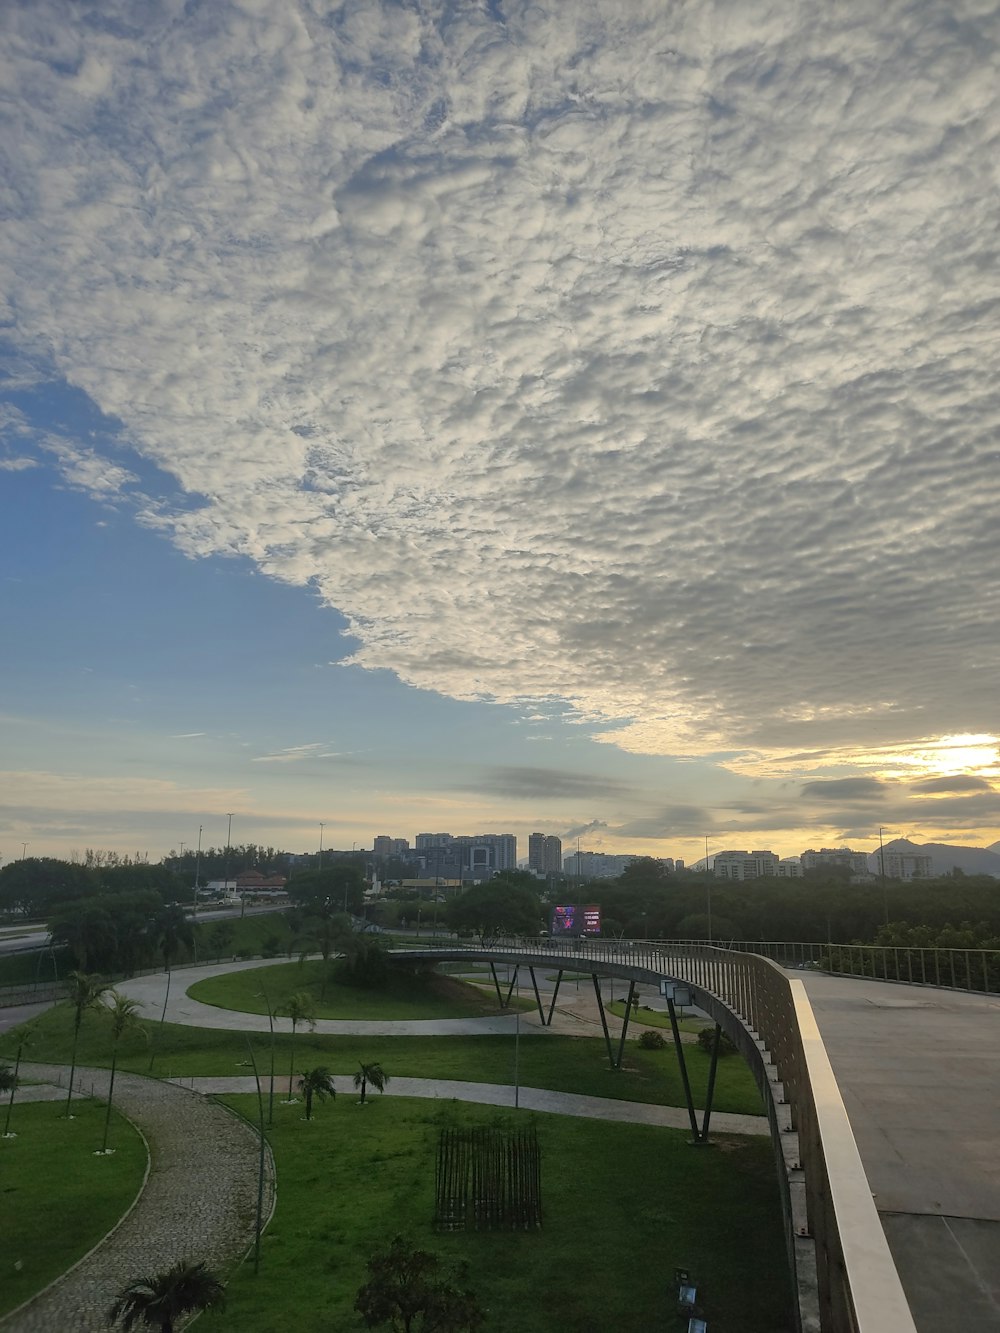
(319, 822, 325, 871)
(705, 835, 713, 944)
(879, 827, 889, 926)
(225, 813, 234, 895)
(194, 825, 203, 915)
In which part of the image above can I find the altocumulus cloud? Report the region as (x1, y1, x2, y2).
(2, 2, 999, 770)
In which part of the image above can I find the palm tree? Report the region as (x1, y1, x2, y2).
(65, 971, 109, 1117)
(1, 1055, 19, 1137)
(298, 1066, 336, 1121)
(148, 905, 195, 1071)
(108, 1259, 225, 1331)
(354, 1060, 389, 1106)
(100, 991, 146, 1153)
(279, 991, 316, 1100)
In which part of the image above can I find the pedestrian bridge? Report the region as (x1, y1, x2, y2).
(396, 937, 1000, 1333)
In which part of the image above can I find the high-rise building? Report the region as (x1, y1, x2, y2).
(713, 850, 780, 880)
(528, 833, 562, 877)
(882, 850, 932, 880)
(801, 848, 870, 876)
(416, 833, 517, 882)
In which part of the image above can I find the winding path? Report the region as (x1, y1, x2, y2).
(4, 1064, 271, 1333)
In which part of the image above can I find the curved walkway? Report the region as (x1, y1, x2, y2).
(115, 956, 676, 1038)
(168, 1074, 768, 1135)
(4, 1064, 272, 1333)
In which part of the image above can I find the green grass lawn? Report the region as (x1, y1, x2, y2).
(1, 1007, 765, 1117)
(187, 960, 534, 1019)
(199, 1095, 792, 1333)
(0, 1098, 147, 1317)
(608, 1001, 710, 1033)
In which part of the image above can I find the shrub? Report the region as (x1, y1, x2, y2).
(696, 1027, 737, 1056)
(637, 1030, 666, 1050)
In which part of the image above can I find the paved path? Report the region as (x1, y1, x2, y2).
(3, 1064, 272, 1333)
(115, 956, 686, 1040)
(164, 1074, 768, 1136)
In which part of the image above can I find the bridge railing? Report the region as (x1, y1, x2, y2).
(439, 934, 915, 1333)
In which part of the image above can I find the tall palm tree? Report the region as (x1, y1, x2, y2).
(279, 991, 316, 1100)
(354, 1060, 389, 1106)
(298, 1066, 336, 1121)
(65, 971, 108, 1117)
(1, 1055, 19, 1137)
(148, 905, 194, 1071)
(108, 1259, 225, 1331)
(100, 991, 146, 1153)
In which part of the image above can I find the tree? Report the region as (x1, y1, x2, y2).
(108, 1260, 226, 1331)
(298, 1066, 336, 1121)
(148, 904, 195, 1071)
(279, 991, 316, 1099)
(355, 1235, 485, 1333)
(354, 1061, 389, 1106)
(64, 971, 109, 1117)
(444, 881, 542, 944)
(2, 1036, 28, 1137)
(207, 921, 236, 961)
(100, 991, 146, 1153)
(300, 904, 353, 998)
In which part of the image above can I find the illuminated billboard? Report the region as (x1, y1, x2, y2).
(550, 904, 601, 936)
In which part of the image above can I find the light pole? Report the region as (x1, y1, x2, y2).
(319, 822, 325, 871)
(879, 827, 889, 927)
(225, 812, 234, 895)
(20, 843, 28, 860)
(705, 835, 713, 944)
(194, 825, 203, 915)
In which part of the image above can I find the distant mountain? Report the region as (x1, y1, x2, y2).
(868, 837, 1000, 878)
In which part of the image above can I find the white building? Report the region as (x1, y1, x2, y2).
(801, 847, 871, 877)
(713, 850, 780, 880)
(882, 850, 933, 880)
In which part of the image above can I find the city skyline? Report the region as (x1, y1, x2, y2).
(2, 3, 998, 868)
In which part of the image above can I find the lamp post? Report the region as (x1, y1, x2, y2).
(705, 835, 713, 944)
(20, 843, 28, 860)
(225, 812, 234, 897)
(319, 822, 325, 871)
(193, 825, 203, 915)
(879, 827, 889, 926)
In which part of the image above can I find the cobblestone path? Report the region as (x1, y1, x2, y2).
(4, 1064, 272, 1332)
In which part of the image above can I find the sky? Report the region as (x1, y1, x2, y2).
(1, 0, 999, 870)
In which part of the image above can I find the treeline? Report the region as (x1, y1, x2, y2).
(580, 860, 1000, 945)
(0, 854, 372, 977)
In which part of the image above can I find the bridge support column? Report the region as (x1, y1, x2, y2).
(546, 970, 564, 1026)
(592, 974, 616, 1068)
(666, 996, 718, 1145)
(526, 967, 545, 1023)
(488, 962, 504, 1008)
(614, 980, 637, 1069)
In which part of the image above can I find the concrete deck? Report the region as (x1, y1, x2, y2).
(798, 970, 1000, 1332)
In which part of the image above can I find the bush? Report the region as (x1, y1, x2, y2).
(637, 1030, 666, 1050)
(696, 1027, 737, 1057)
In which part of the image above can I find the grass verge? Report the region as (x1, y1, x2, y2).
(187, 960, 533, 1019)
(1, 1008, 765, 1117)
(200, 1095, 792, 1332)
(0, 1098, 147, 1317)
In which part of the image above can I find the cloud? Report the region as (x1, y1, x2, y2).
(0, 457, 38, 472)
(801, 777, 888, 802)
(910, 775, 993, 794)
(562, 819, 610, 841)
(473, 767, 632, 802)
(2, 1, 999, 782)
(251, 743, 358, 765)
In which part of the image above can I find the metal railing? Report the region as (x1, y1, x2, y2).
(415, 936, 916, 1333)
